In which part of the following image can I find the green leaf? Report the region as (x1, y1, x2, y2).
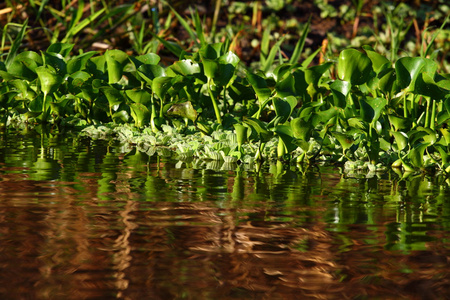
(291, 117, 313, 141)
(414, 73, 446, 100)
(360, 97, 387, 124)
(42, 51, 67, 76)
(105, 49, 128, 84)
(166, 101, 198, 122)
(408, 143, 429, 168)
(130, 102, 150, 127)
(331, 131, 354, 151)
(100, 86, 124, 108)
(233, 123, 249, 150)
(363, 46, 390, 74)
(243, 117, 273, 142)
(67, 51, 97, 74)
(170, 59, 200, 76)
(152, 76, 173, 100)
(5, 19, 28, 68)
(47, 43, 74, 58)
(247, 72, 271, 101)
(395, 57, 438, 91)
(305, 62, 332, 86)
(199, 43, 223, 60)
(35, 66, 63, 96)
(337, 48, 373, 85)
(390, 130, 408, 151)
(272, 96, 297, 124)
(125, 89, 152, 105)
(138, 64, 166, 85)
(330, 80, 351, 107)
(275, 124, 297, 153)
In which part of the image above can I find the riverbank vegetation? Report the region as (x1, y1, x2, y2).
(1, 1, 449, 175)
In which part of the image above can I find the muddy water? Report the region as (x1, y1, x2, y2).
(0, 131, 449, 299)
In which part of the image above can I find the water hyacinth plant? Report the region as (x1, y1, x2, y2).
(1, 6, 449, 175)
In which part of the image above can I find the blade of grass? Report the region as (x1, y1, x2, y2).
(289, 17, 311, 64)
(262, 36, 285, 72)
(191, 7, 205, 45)
(63, 7, 105, 43)
(422, 14, 449, 58)
(164, 1, 198, 47)
(5, 19, 28, 67)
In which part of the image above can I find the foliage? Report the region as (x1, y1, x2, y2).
(1, 33, 450, 175)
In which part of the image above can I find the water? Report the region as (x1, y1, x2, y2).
(1, 130, 450, 299)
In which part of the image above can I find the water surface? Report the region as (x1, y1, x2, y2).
(1, 131, 449, 299)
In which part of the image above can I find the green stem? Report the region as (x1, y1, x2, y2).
(430, 99, 436, 130)
(208, 78, 222, 125)
(425, 97, 430, 128)
(403, 94, 408, 118)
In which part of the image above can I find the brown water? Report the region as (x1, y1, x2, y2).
(0, 131, 450, 299)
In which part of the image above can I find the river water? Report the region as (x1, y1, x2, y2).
(0, 131, 449, 299)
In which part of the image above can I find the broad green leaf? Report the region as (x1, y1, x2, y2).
(170, 59, 200, 76)
(435, 144, 449, 165)
(228, 81, 256, 102)
(360, 97, 387, 124)
(125, 89, 152, 105)
(130, 102, 150, 127)
(408, 129, 430, 145)
(233, 123, 249, 150)
(86, 55, 106, 77)
(67, 51, 97, 74)
(388, 114, 411, 131)
(133, 53, 160, 67)
(202, 59, 219, 79)
(395, 57, 438, 91)
(8, 56, 39, 81)
(216, 51, 240, 86)
(363, 46, 390, 74)
(275, 74, 295, 98)
(100, 86, 124, 108)
(112, 109, 130, 123)
(166, 101, 198, 122)
(316, 106, 340, 123)
(47, 43, 74, 58)
(275, 124, 297, 153)
(377, 68, 396, 95)
(337, 48, 373, 85)
(408, 143, 429, 168)
(247, 72, 271, 101)
(152, 76, 173, 100)
(390, 130, 408, 151)
(331, 131, 354, 151)
(42, 51, 67, 76)
(414, 73, 446, 100)
(35, 66, 63, 96)
(273, 96, 297, 124)
(291, 117, 313, 141)
(440, 128, 450, 146)
(330, 80, 351, 107)
(305, 62, 332, 86)
(105, 50, 128, 84)
(199, 43, 223, 60)
(243, 117, 273, 142)
(138, 64, 166, 84)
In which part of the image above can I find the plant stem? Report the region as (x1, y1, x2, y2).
(430, 99, 436, 130)
(208, 78, 222, 125)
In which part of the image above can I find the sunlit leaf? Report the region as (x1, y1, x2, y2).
(166, 101, 198, 122)
(337, 48, 373, 85)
